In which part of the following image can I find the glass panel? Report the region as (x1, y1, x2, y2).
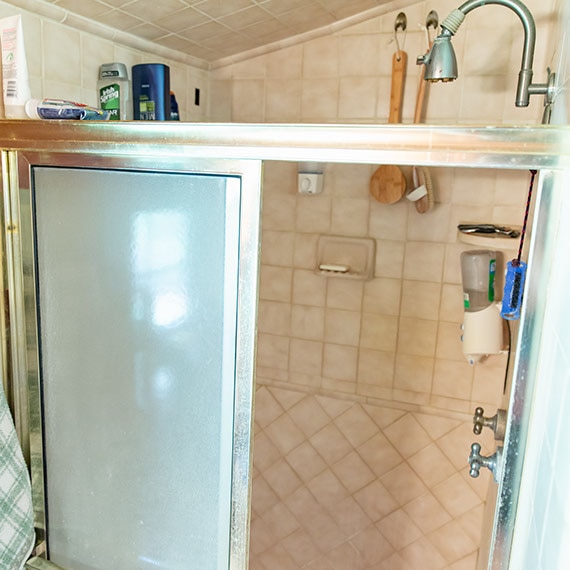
(32, 167, 240, 570)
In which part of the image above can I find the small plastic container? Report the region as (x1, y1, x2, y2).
(98, 63, 131, 121)
(132, 63, 170, 121)
(461, 250, 497, 312)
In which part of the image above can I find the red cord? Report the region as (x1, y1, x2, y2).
(514, 169, 537, 266)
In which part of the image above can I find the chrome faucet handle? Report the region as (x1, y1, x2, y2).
(468, 442, 503, 483)
(473, 407, 507, 440)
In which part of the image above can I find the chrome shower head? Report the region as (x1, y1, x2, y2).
(416, 0, 556, 108)
(418, 28, 458, 82)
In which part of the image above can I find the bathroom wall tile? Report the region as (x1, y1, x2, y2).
(357, 348, 394, 387)
(322, 344, 358, 381)
(296, 195, 332, 233)
(363, 277, 402, 316)
(324, 309, 361, 346)
(432, 359, 474, 401)
(331, 196, 370, 235)
(289, 338, 323, 376)
(256, 333, 290, 370)
(338, 76, 378, 119)
(291, 305, 325, 340)
(266, 44, 302, 78)
(263, 161, 297, 195)
(375, 239, 405, 278)
(262, 194, 297, 231)
(406, 203, 453, 243)
(257, 300, 291, 336)
(430, 394, 471, 414)
(436, 321, 465, 362)
(440, 283, 465, 323)
(293, 269, 326, 306)
(403, 242, 445, 283)
(452, 169, 496, 206)
(397, 317, 438, 357)
(401, 280, 441, 321)
(360, 313, 399, 352)
(232, 78, 265, 121)
(265, 78, 302, 122)
(293, 233, 319, 269)
(303, 36, 339, 78)
(259, 265, 292, 302)
(261, 230, 295, 266)
(369, 200, 408, 241)
(328, 163, 373, 198)
(392, 388, 431, 406)
(471, 363, 505, 407)
(394, 354, 434, 394)
(443, 242, 473, 285)
(326, 278, 363, 311)
(301, 77, 339, 120)
(42, 21, 81, 87)
(339, 34, 381, 76)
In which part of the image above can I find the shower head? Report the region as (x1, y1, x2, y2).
(419, 28, 458, 82)
(416, 0, 556, 109)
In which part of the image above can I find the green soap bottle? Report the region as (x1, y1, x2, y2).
(98, 63, 131, 121)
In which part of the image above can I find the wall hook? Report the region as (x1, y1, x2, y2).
(394, 12, 407, 60)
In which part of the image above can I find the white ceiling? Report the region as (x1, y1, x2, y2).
(47, 0, 400, 66)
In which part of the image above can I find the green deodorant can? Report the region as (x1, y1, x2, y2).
(98, 63, 131, 121)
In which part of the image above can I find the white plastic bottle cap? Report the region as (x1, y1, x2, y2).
(24, 99, 41, 119)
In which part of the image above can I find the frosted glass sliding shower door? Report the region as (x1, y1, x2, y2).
(22, 162, 259, 570)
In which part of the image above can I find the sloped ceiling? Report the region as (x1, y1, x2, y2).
(45, 0, 404, 67)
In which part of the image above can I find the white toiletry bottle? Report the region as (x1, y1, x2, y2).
(97, 63, 131, 121)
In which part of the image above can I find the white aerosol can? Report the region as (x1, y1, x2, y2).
(98, 63, 131, 121)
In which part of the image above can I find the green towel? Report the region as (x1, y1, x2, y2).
(0, 383, 34, 569)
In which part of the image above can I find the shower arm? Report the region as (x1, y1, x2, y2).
(442, 0, 555, 107)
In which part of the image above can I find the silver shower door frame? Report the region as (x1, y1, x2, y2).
(0, 121, 568, 570)
(1, 145, 262, 570)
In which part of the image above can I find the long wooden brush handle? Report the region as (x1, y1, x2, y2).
(389, 50, 407, 124)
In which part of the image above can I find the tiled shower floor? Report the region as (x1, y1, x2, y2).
(249, 385, 493, 569)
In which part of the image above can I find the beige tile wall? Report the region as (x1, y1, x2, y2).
(0, 1, 208, 121)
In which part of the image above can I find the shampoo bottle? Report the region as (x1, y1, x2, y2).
(98, 63, 131, 121)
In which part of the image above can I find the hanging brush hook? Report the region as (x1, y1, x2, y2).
(425, 10, 439, 47)
(394, 12, 407, 61)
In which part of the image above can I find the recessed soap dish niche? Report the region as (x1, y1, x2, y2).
(316, 235, 375, 280)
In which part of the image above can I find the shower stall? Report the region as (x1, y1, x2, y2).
(0, 121, 565, 570)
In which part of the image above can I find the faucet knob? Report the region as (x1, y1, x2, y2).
(468, 442, 502, 483)
(473, 407, 507, 440)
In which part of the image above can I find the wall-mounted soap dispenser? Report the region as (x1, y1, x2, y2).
(460, 250, 504, 365)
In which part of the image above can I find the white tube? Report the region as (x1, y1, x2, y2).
(0, 15, 31, 119)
